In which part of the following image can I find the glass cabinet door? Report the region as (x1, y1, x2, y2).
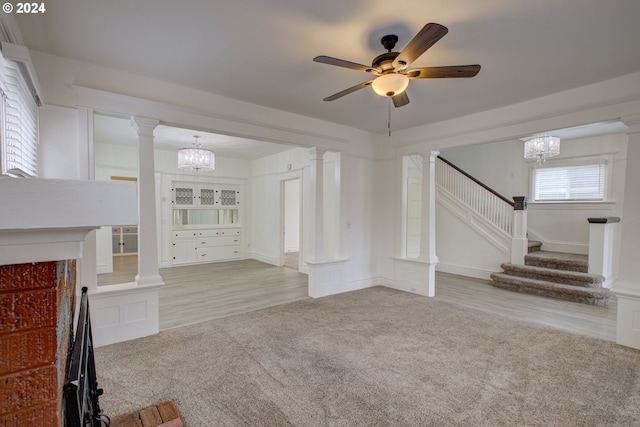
(173, 186, 195, 206)
(200, 188, 216, 206)
(218, 189, 239, 206)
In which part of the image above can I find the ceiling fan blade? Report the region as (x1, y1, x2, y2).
(313, 56, 380, 75)
(406, 65, 481, 79)
(323, 80, 374, 101)
(392, 23, 448, 71)
(392, 92, 410, 108)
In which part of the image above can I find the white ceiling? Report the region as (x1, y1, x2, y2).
(15, 0, 640, 137)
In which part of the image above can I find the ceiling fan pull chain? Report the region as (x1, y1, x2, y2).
(388, 98, 392, 137)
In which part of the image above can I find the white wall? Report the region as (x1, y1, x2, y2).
(38, 106, 82, 179)
(374, 157, 396, 284)
(249, 147, 307, 266)
(284, 179, 300, 252)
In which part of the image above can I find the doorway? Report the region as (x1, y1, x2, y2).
(282, 178, 301, 270)
(97, 176, 138, 285)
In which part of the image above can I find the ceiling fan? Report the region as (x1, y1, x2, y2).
(313, 22, 481, 108)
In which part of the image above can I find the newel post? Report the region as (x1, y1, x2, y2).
(511, 196, 529, 265)
(588, 217, 620, 288)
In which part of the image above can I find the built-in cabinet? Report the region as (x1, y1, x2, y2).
(171, 181, 242, 266)
(112, 226, 138, 255)
(172, 228, 241, 265)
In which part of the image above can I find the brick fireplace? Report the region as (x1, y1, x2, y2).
(0, 260, 77, 426)
(0, 177, 138, 426)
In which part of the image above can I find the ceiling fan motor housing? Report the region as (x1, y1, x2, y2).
(372, 51, 400, 72)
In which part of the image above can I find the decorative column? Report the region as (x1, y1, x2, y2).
(587, 217, 620, 288)
(417, 151, 439, 296)
(613, 114, 640, 349)
(306, 147, 326, 264)
(511, 196, 529, 265)
(130, 117, 163, 288)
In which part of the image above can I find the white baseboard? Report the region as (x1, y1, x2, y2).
(248, 252, 280, 266)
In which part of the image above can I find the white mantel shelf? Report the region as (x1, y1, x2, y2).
(0, 177, 137, 266)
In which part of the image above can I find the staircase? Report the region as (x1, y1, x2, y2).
(490, 241, 610, 306)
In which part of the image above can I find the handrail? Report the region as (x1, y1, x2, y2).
(437, 155, 514, 207)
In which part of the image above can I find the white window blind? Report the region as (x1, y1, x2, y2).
(533, 162, 605, 201)
(0, 54, 38, 177)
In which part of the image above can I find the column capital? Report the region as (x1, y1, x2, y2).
(130, 116, 159, 136)
(419, 150, 440, 164)
(308, 147, 327, 160)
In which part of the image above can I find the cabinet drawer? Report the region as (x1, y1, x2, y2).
(196, 245, 240, 261)
(173, 230, 198, 238)
(197, 236, 240, 247)
(218, 228, 241, 236)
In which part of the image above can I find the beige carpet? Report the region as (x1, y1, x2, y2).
(95, 286, 640, 426)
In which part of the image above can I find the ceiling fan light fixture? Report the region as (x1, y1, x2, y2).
(371, 73, 409, 97)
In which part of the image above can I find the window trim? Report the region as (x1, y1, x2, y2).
(0, 42, 42, 178)
(528, 154, 613, 204)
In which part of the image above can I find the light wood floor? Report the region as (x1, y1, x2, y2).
(435, 272, 617, 341)
(158, 259, 309, 330)
(98, 259, 617, 341)
(97, 255, 138, 285)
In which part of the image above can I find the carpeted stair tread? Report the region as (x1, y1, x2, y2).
(527, 240, 542, 253)
(499, 263, 604, 288)
(525, 250, 588, 273)
(490, 272, 610, 306)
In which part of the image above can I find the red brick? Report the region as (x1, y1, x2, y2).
(0, 262, 57, 291)
(111, 411, 140, 426)
(0, 365, 57, 414)
(156, 400, 180, 421)
(0, 328, 57, 375)
(158, 418, 184, 427)
(0, 401, 58, 427)
(139, 406, 162, 427)
(0, 289, 57, 333)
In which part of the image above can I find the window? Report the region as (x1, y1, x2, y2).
(532, 160, 607, 202)
(0, 48, 39, 177)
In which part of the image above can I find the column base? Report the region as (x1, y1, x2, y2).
(612, 282, 640, 350)
(90, 282, 162, 347)
(392, 258, 438, 297)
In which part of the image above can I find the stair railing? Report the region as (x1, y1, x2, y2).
(435, 156, 528, 265)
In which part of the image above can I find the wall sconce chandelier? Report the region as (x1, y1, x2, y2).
(524, 135, 560, 164)
(178, 135, 215, 171)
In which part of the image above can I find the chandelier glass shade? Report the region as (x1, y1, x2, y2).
(524, 136, 560, 164)
(371, 73, 409, 97)
(178, 136, 215, 171)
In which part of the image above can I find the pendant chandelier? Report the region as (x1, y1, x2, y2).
(524, 135, 560, 164)
(178, 135, 215, 171)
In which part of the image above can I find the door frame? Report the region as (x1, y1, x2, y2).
(280, 172, 303, 271)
